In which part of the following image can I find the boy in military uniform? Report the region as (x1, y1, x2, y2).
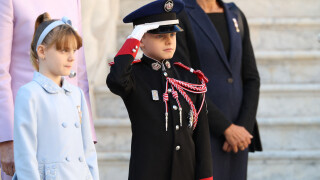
(107, 0, 213, 179)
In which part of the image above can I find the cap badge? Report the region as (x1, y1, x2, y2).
(152, 62, 162, 71)
(164, 0, 174, 12)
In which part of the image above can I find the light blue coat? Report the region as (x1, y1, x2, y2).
(13, 72, 99, 180)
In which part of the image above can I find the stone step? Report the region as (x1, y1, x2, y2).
(258, 84, 320, 117)
(248, 150, 320, 180)
(249, 18, 320, 51)
(256, 51, 320, 84)
(226, 0, 320, 19)
(94, 83, 320, 119)
(94, 87, 128, 119)
(119, 0, 154, 20)
(94, 118, 131, 152)
(94, 116, 320, 152)
(97, 152, 130, 180)
(258, 117, 320, 151)
(96, 150, 320, 180)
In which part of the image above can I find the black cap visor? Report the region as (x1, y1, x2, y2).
(147, 24, 183, 34)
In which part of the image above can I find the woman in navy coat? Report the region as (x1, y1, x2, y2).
(173, 0, 262, 179)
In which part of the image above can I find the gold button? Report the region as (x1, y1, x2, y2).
(227, 78, 234, 83)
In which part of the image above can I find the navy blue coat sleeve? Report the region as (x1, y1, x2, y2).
(107, 39, 141, 97)
(234, 10, 260, 135)
(206, 97, 232, 136)
(107, 54, 135, 98)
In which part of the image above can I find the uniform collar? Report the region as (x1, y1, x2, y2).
(141, 54, 172, 71)
(33, 71, 72, 94)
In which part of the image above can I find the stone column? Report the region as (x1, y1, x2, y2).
(81, 0, 119, 118)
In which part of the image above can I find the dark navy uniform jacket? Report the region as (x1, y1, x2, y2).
(107, 38, 213, 180)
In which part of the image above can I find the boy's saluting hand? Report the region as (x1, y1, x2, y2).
(128, 24, 160, 40)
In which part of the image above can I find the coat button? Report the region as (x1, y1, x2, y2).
(62, 122, 68, 128)
(65, 157, 71, 162)
(75, 122, 80, 128)
(132, 49, 137, 53)
(163, 72, 168, 77)
(173, 105, 178, 110)
(227, 78, 234, 83)
(176, 146, 181, 151)
(176, 125, 179, 131)
(79, 156, 84, 162)
(167, 88, 172, 93)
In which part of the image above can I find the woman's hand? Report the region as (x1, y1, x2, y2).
(0, 141, 15, 176)
(223, 124, 253, 153)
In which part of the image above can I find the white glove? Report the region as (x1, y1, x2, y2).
(128, 24, 160, 41)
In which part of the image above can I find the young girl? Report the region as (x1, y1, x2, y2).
(107, 0, 213, 179)
(13, 13, 99, 180)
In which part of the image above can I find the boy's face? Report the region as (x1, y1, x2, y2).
(141, 32, 176, 61)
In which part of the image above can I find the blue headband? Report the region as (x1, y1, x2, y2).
(36, 16, 73, 49)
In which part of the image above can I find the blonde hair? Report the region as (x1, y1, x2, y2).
(30, 12, 83, 71)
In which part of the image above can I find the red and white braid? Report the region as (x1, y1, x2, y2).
(162, 62, 208, 130)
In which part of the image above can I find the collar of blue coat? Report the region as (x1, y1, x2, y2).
(33, 71, 72, 94)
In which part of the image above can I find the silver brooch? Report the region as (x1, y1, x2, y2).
(165, 61, 171, 69)
(152, 62, 161, 71)
(232, 18, 240, 33)
(164, 0, 174, 12)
